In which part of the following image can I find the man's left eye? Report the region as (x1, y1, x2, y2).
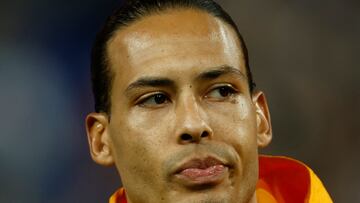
(206, 85, 238, 99)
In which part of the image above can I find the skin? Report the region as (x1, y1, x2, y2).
(86, 9, 272, 203)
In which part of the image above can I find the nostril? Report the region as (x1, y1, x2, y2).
(180, 134, 192, 141)
(201, 131, 209, 138)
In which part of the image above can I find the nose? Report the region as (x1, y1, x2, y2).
(175, 93, 213, 144)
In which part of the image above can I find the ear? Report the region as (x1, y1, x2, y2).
(252, 91, 272, 148)
(85, 113, 114, 166)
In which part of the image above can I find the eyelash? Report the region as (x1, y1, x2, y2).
(136, 92, 170, 107)
(136, 84, 239, 107)
(205, 85, 239, 100)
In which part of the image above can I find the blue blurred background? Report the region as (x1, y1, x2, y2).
(0, 0, 359, 202)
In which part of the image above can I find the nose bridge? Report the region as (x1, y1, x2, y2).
(175, 90, 212, 143)
(177, 90, 203, 124)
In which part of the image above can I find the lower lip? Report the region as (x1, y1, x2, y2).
(175, 165, 227, 185)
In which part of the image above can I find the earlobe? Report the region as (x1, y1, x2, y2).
(85, 113, 114, 166)
(252, 91, 273, 148)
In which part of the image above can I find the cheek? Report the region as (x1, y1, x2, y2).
(110, 127, 165, 191)
(208, 96, 258, 154)
(127, 107, 175, 132)
(235, 98, 253, 121)
(209, 96, 256, 136)
(109, 109, 173, 183)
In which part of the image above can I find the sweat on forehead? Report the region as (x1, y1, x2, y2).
(107, 9, 243, 74)
(90, 0, 254, 114)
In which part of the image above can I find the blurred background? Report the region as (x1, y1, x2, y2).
(0, 0, 358, 202)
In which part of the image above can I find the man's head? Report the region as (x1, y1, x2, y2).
(86, 0, 272, 203)
(90, 0, 255, 116)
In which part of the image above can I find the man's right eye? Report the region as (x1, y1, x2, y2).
(137, 93, 170, 107)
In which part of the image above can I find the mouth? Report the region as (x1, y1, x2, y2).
(173, 156, 229, 187)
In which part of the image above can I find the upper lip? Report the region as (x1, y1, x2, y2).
(175, 156, 227, 174)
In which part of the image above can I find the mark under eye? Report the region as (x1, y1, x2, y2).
(138, 93, 169, 107)
(206, 85, 238, 100)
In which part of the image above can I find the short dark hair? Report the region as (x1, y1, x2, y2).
(91, 0, 255, 115)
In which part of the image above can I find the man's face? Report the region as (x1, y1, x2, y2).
(97, 9, 270, 203)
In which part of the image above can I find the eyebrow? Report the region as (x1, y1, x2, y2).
(195, 65, 247, 81)
(125, 65, 246, 95)
(125, 77, 176, 95)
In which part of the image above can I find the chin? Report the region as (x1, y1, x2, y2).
(171, 189, 233, 203)
(171, 185, 256, 203)
(176, 196, 229, 203)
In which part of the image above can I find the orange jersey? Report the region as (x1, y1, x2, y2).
(110, 155, 332, 203)
(256, 155, 332, 203)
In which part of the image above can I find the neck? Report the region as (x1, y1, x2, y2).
(248, 191, 258, 203)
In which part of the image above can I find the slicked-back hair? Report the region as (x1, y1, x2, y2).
(91, 0, 255, 115)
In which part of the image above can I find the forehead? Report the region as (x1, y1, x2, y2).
(107, 8, 245, 86)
